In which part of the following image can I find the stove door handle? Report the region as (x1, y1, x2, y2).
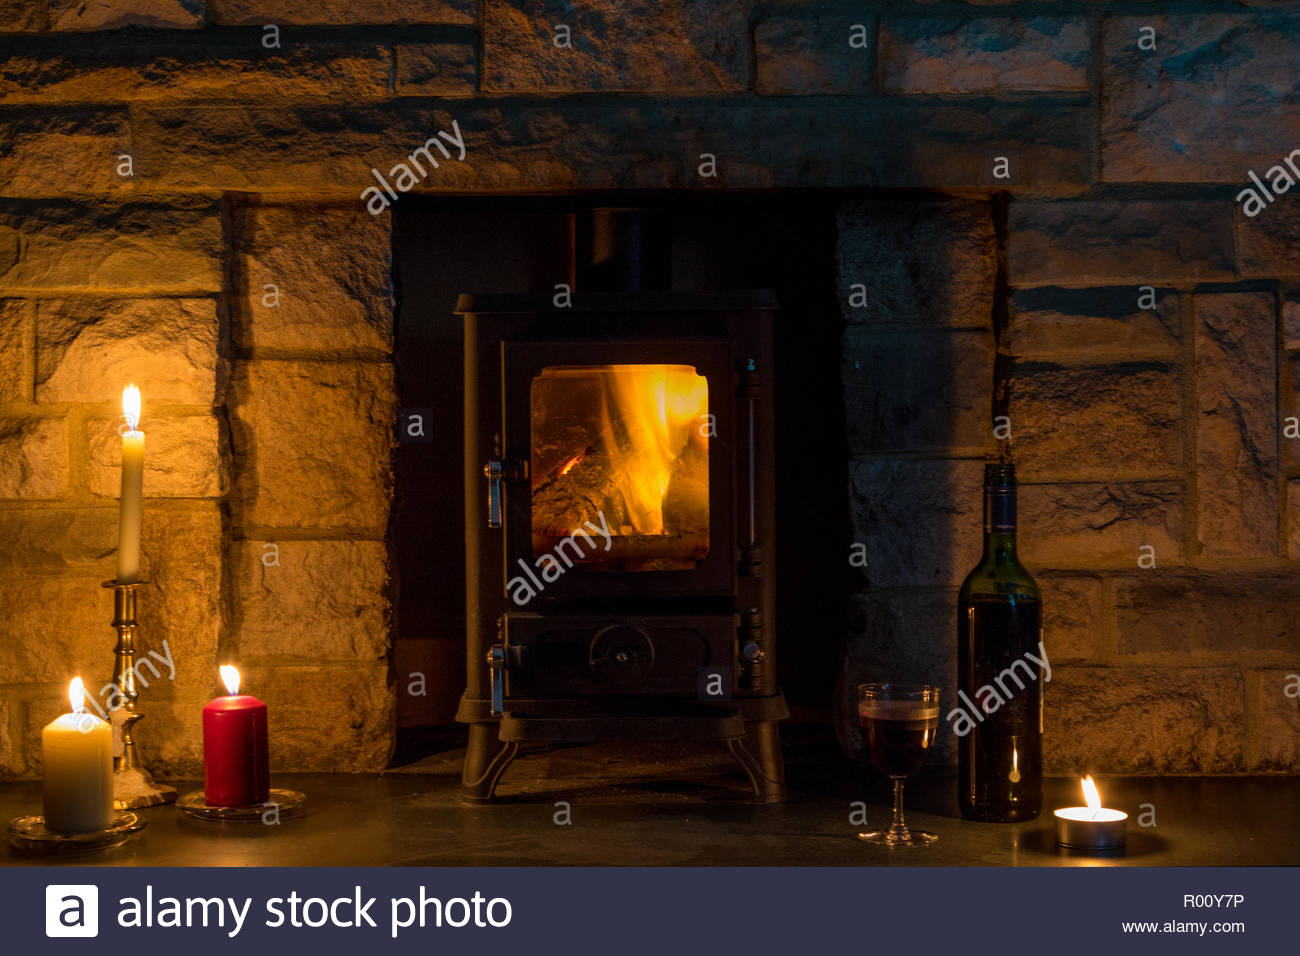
(484, 459, 503, 528)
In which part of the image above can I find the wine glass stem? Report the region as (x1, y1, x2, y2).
(889, 777, 909, 839)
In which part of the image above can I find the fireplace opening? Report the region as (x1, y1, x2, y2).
(391, 195, 845, 772)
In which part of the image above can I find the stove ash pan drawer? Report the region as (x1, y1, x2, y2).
(503, 614, 735, 698)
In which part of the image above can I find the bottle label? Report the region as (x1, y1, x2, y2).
(984, 488, 1016, 533)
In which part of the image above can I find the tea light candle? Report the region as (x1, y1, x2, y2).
(1055, 775, 1127, 851)
(42, 678, 114, 834)
(202, 666, 270, 807)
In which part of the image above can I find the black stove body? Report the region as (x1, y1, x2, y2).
(456, 289, 788, 802)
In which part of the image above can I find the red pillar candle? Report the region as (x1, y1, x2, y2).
(202, 665, 269, 807)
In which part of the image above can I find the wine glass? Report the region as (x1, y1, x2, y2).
(857, 682, 941, 846)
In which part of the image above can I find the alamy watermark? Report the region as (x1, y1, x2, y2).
(946, 641, 1051, 737)
(507, 511, 613, 606)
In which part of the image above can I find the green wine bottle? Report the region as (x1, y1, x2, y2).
(957, 462, 1044, 822)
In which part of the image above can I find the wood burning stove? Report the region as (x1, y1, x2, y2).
(455, 285, 788, 803)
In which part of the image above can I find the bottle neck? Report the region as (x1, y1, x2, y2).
(983, 486, 1018, 563)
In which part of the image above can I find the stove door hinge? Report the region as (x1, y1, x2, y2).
(737, 607, 766, 694)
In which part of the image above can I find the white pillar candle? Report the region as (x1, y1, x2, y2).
(116, 384, 144, 585)
(42, 677, 114, 834)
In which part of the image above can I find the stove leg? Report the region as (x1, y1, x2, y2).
(728, 720, 786, 804)
(461, 724, 519, 804)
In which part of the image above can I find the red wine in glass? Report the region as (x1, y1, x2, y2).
(857, 683, 940, 846)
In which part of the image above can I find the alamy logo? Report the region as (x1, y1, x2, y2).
(46, 885, 99, 938)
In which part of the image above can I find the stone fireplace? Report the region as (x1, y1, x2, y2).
(1, 2, 1298, 786)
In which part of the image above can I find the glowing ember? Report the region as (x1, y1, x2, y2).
(559, 454, 584, 476)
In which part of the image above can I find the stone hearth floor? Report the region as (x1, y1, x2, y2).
(3, 731, 1296, 866)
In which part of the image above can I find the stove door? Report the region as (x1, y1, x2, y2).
(503, 339, 736, 600)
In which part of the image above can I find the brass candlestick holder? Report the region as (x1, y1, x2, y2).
(103, 579, 177, 809)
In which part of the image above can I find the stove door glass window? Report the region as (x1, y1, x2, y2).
(530, 364, 710, 572)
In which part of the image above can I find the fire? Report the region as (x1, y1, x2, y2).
(1081, 774, 1102, 814)
(220, 665, 241, 696)
(68, 676, 85, 715)
(559, 453, 584, 476)
(122, 384, 141, 431)
(599, 365, 708, 535)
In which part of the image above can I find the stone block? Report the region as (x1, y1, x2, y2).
(1044, 666, 1245, 773)
(1102, 15, 1300, 182)
(843, 328, 994, 453)
(0, 575, 112, 684)
(755, 15, 873, 95)
(0, 418, 67, 498)
(1288, 481, 1300, 559)
(1008, 201, 1235, 286)
(136, 506, 226, 698)
(1008, 361, 1181, 481)
(239, 664, 394, 772)
(841, 590, 957, 765)
(1037, 575, 1104, 661)
(36, 298, 218, 405)
(1236, 191, 1300, 277)
(395, 42, 478, 97)
(237, 540, 390, 662)
(0, 203, 222, 293)
(0, 109, 131, 198)
(0, 505, 222, 703)
(0, 508, 117, 577)
(838, 199, 996, 327)
(0, 700, 20, 778)
(87, 414, 223, 499)
(1250, 669, 1300, 770)
(880, 17, 1089, 93)
(1020, 482, 1183, 570)
(1115, 571, 1300, 654)
(230, 360, 395, 533)
(231, 205, 392, 354)
(209, 0, 474, 25)
(134, 100, 1092, 194)
(1195, 292, 1277, 558)
(484, 0, 748, 93)
(132, 695, 206, 778)
(48, 0, 203, 30)
(0, 35, 393, 105)
(1285, 296, 1300, 351)
(0, 1, 42, 30)
(849, 458, 984, 589)
(0, 298, 31, 402)
(1005, 287, 1180, 361)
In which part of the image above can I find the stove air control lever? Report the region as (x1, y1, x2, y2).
(487, 644, 506, 715)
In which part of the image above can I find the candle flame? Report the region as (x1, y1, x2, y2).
(1082, 774, 1102, 813)
(69, 676, 85, 715)
(122, 384, 141, 431)
(219, 665, 241, 696)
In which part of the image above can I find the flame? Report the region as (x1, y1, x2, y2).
(1082, 775, 1102, 813)
(122, 384, 141, 431)
(599, 365, 708, 534)
(69, 676, 85, 715)
(219, 665, 241, 696)
(559, 453, 584, 476)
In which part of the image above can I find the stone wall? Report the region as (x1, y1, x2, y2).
(1, 2, 1298, 776)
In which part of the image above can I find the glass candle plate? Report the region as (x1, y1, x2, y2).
(8, 810, 146, 854)
(177, 788, 307, 823)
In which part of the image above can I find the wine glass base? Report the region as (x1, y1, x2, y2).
(857, 829, 938, 847)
